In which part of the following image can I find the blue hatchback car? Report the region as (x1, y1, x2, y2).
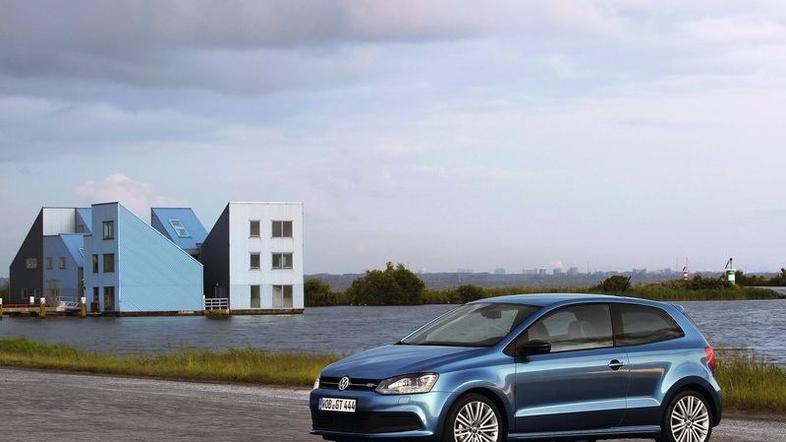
(310, 294, 721, 442)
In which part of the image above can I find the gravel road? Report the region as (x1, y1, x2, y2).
(1, 368, 783, 441)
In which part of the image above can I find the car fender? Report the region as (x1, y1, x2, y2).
(661, 374, 722, 425)
(433, 375, 515, 437)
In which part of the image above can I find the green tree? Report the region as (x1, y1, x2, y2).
(454, 284, 485, 303)
(774, 268, 786, 286)
(593, 275, 631, 294)
(738, 268, 786, 287)
(304, 278, 339, 307)
(684, 274, 725, 290)
(347, 262, 425, 305)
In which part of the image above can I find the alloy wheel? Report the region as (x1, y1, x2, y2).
(670, 395, 710, 442)
(453, 400, 499, 442)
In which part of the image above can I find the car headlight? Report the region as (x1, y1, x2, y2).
(375, 373, 438, 395)
(313, 376, 320, 390)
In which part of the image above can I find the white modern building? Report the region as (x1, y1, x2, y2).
(201, 202, 304, 311)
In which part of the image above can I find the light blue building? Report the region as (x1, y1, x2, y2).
(43, 233, 85, 303)
(84, 202, 204, 313)
(150, 207, 208, 259)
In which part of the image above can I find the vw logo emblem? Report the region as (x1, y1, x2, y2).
(338, 377, 350, 391)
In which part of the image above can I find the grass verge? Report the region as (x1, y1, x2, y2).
(0, 338, 784, 415)
(717, 352, 786, 414)
(0, 337, 339, 387)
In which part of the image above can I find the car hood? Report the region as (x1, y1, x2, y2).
(321, 344, 487, 380)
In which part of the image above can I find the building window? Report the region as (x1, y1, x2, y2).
(92, 255, 99, 273)
(47, 280, 61, 299)
(103, 254, 115, 273)
(249, 253, 260, 269)
(103, 286, 115, 312)
(59, 257, 66, 270)
(25, 258, 38, 269)
(272, 253, 293, 269)
(103, 221, 115, 240)
(249, 220, 260, 237)
(169, 219, 190, 238)
(250, 285, 261, 309)
(46, 257, 53, 270)
(272, 285, 293, 308)
(272, 220, 293, 238)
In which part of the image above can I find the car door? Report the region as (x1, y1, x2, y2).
(512, 303, 630, 434)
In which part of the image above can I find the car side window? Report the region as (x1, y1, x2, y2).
(615, 304, 685, 346)
(521, 304, 614, 353)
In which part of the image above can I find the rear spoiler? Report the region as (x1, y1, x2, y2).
(670, 303, 686, 313)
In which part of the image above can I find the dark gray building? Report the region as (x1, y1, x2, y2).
(9, 207, 92, 304)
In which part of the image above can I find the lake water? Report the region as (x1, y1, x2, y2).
(1, 300, 784, 364)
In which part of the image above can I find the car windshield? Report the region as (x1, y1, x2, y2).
(401, 303, 540, 347)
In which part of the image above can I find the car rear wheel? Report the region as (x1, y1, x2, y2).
(661, 390, 713, 442)
(443, 393, 505, 442)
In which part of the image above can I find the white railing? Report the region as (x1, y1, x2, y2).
(204, 297, 229, 310)
(56, 297, 81, 311)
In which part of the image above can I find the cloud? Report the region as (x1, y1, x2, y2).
(0, 95, 220, 162)
(3, 1, 786, 274)
(680, 17, 786, 44)
(0, 0, 627, 95)
(0, 0, 620, 51)
(74, 173, 184, 216)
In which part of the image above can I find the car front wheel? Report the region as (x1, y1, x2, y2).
(661, 390, 713, 442)
(444, 393, 505, 442)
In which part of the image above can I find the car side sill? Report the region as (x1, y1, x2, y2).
(508, 425, 661, 440)
(310, 430, 435, 439)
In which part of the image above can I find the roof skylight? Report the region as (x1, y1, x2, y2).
(169, 219, 190, 238)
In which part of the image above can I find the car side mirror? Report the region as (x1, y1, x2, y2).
(517, 340, 551, 358)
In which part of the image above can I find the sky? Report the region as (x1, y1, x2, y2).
(1, 0, 786, 275)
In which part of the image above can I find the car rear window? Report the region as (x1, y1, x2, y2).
(615, 304, 685, 346)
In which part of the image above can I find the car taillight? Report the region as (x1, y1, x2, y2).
(705, 346, 717, 374)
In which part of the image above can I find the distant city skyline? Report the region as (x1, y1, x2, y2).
(2, 1, 786, 275)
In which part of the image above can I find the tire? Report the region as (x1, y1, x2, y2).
(661, 390, 713, 442)
(443, 393, 506, 442)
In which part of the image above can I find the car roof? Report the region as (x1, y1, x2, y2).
(477, 293, 668, 308)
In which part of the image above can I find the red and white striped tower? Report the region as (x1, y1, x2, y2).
(682, 257, 689, 281)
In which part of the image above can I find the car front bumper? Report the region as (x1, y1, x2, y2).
(309, 388, 453, 441)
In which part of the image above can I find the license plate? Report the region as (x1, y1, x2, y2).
(319, 397, 357, 413)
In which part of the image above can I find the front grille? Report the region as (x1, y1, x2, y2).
(320, 376, 379, 391)
(312, 411, 423, 434)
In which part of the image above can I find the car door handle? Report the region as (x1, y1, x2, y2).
(608, 360, 624, 371)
